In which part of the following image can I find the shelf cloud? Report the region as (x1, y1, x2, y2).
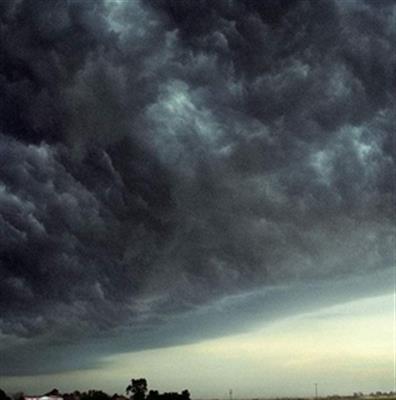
(0, 0, 394, 376)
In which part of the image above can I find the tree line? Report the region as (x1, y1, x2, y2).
(0, 379, 190, 400)
(126, 379, 190, 400)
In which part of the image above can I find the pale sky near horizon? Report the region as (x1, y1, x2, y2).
(2, 292, 394, 398)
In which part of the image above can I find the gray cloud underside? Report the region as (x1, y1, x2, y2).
(0, 0, 395, 375)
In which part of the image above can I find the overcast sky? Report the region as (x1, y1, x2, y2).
(0, 0, 395, 397)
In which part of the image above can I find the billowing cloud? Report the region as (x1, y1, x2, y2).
(0, 0, 394, 376)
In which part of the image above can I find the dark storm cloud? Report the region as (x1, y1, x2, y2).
(0, 0, 395, 375)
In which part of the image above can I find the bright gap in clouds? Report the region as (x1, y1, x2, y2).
(4, 293, 393, 398)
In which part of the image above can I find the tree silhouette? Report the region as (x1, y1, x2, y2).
(126, 379, 148, 400)
(181, 391, 190, 400)
(147, 391, 159, 400)
(0, 389, 11, 400)
(125, 378, 190, 400)
(81, 390, 110, 400)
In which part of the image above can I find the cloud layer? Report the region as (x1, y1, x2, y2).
(0, 0, 395, 375)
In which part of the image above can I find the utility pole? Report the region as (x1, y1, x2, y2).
(314, 383, 318, 400)
(229, 389, 233, 400)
